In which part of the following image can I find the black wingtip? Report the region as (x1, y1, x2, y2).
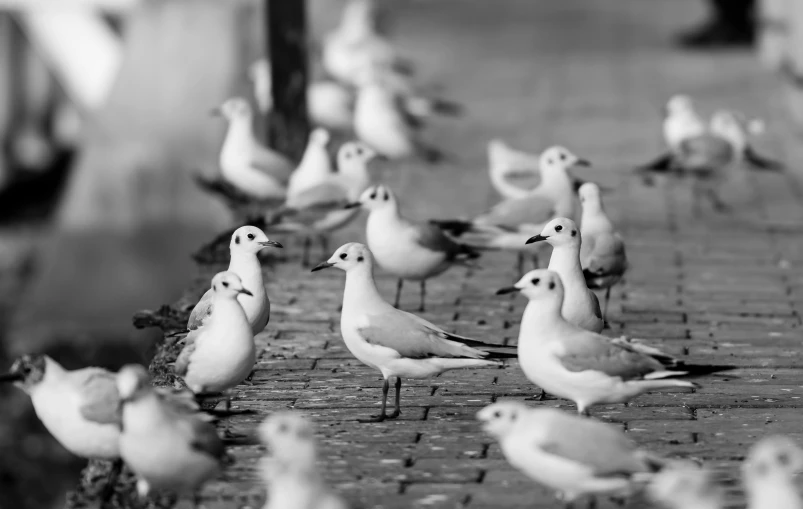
(430, 219, 473, 236)
(677, 364, 737, 378)
(635, 153, 674, 172)
(744, 146, 784, 171)
(483, 349, 518, 360)
(432, 99, 464, 117)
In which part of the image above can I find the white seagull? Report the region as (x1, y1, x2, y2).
(349, 184, 480, 311)
(478, 401, 665, 506)
(287, 128, 335, 199)
(212, 97, 295, 200)
(648, 462, 724, 509)
(709, 109, 783, 171)
(259, 412, 349, 509)
(186, 225, 282, 334)
(637, 94, 707, 173)
(525, 217, 604, 333)
(743, 436, 803, 509)
(311, 243, 516, 422)
(496, 269, 730, 415)
(487, 139, 541, 199)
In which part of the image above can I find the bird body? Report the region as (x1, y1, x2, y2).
(287, 128, 334, 199)
(743, 436, 803, 509)
(664, 95, 707, 155)
(354, 82, 422, 160)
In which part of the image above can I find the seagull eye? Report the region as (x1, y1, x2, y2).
(531, 278, 540, 285)
(549, 282, 556, 290)
(369, 193, 377, 200)
(356, 148, 363, 156)
(247, 233, 255, 240)
(234, 236, 240, 244)
(357, 256, 364, 262)
(560, 153, 566, 160)
(340, 253, 347, 260)
(383, 192, 389, 201)
(493, 411, 501, 418)
(555, 225, 563, 232)
(571, 230, 577, 237)
(222, 282, 229, 288)
(278, 423, 289, 434)
(778, 452, 791, 466)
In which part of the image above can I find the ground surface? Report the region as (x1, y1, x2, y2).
(56, 0, 803, 507)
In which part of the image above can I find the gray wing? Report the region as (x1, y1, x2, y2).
(187, 288, 214, 331)
(474, 194, 555, 229)
(582, 233, 627, 278)
(174, 329, 201, 376)
(284, 181, 350, 211)
(357, 311, 488, 360)
(677, 134, 734, 172)
(182, 415, 226, 462)
(539, 411, 650, 477)
(251, 144, 294, 183)
(78, 369, 122, 425)
(558, 331, 668, 380)
(413, 222, 463, 257)
(502, 170, 540, 190)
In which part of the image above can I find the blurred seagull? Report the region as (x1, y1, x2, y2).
(186, 226, 282, 334)
(743, 436, 803, 509)
(287, 128, 335, 199)
(672, 127, 736, 215)
(525, 217, 604, 333)
(176, 272, 256, 398)
(349, 184, 480, 311)
(311, 243, 516, 422)
(496, 269, 731, 415)
(709, 110, 784, 171)
(117, 365, 225, 504)
(487, 139, 542, 199)
(259, 412, 349, 509)
(267, 142, 379, 266)
(577, 183, 627, 322)
(212, 97, 294, 200)
(478, 402, 665, 507)
(648, 462, 724, 509)
(638, 94, 706, 173)
(432, 146, 588, 272)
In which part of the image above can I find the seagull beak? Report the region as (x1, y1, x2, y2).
(495, 286, 519, 295)
(525, 234, 549, 244)
(343, 202, 361, 209)
(574, 158, 591, 167)
(239, 287, 254, 296)
(311, 261, 335, 272)
(259, 240, 283, 248)
(373, 154, 389, 162)
(209, 107, 222, 117)
(0, 372, 23, 383)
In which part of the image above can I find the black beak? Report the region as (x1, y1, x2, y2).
(525, 234, 549, 244)
(259, 240, 283, 248)
(0, 372, 23, 383)
(495, 286, 519, 295)
(209, 107, 222, 117)
(311, 261, 335, 272)
(239, 287, 254, 296)
(574, 158, 591, 167)
(343, 202, 361, 209)
(374, 154, 390, 162)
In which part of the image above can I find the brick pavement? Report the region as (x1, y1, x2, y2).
(79, 0, 803, 507)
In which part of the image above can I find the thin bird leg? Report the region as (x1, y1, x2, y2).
(418, 280, 426, 312)
(319, 235, 329, 258)
(580, 407, 591, 417)
(691, 183, 702, 218)
(359, 378, 390, 423)
(516, 252, 524, 275)
(587, 496, 597, 509)
(706, 189, 729, 212)
(602, 287, 611, 322)
(524, 388, 550, 401)
(388, 377, 402, 418)
(530, 253, 539, 270)
(301, 237, 312, 267)
(394, 279, 404, 309)
(100, 458, 123, 501)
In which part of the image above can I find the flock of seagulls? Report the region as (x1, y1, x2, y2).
(1, 1, 797, 508)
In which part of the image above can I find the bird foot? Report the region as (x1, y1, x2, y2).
(387, 409, 401, 418)
(358, 413, 388, 423)
(207, 407, 254, 417)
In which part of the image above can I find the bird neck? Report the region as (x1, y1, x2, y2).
(489, 166, 528, 199)
(339, 166, 370, 198)
(228, 251, 266, 296)
(342, 265, 382, 312)
(580, 205, 614, 234)
(122, 393, 168, 432)
(548, 243, 583, 277)
(223, 118, 255, 149)
(520, 298, 564, 336)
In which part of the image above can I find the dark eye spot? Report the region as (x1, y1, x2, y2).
(549, 282, 556, 290)
(278, 423, 289, 434)
(778, 452, 791, 466)
(493, 411, 501, 418)
(571, 230, 577, 237)
(555, 225, 563, 232)
(247, 233, 255, 240)
(369, 192, 377, 200)
(357, 256, 364, 262)
(531, 278, 540, 285)
(222, 282, 229, 288)
(356, 148, 363, 155)
(234, 236, 240, 244)
(510, 412, 517, 421)
(340, 253, 347, 260)
(560, 153, 566, 160)
(383, 192, 389, 201)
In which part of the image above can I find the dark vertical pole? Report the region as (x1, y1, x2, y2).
(2, 13, 27, 167)
(266, 0, 309, 161)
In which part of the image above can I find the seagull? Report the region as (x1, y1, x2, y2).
(259, 412, 349, 509)
(186, 225, 282, 334)
(432, 146, 588, 272)
(117, 364, 225, 503)
(477, 401, 664, 507)
(496, 269, 731, 415)
(348, 184, 480, 311)
(176, 272, 256, 397)
(648, 462, 724, 509)
(637, 94, 707, 173)
(525, 217, 604, 333)
(709, 109, 784, 171)
(487, 139, 541, 199)
(267, 141, 379, 266)
(311, 243, 516, 422)
(743, 436, 803, 509)
(287, 128, 335, 199)
(577, 182, 627, 322)
(672, 127, 736, 215)
(212, 97, 295, 200)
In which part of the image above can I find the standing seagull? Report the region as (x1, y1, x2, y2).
(212, 97, 294, 200)
(186, 225, 282, 334)
(176, 272, 256, 398)
(259, 412, 349, 509)
(432, 146, 589, 272)
(709, 110, 784, 171)
(648, 462, 725, 509)
(117, 365, 225, 504)
(525, 217, 604, 333)
(478, 402, 665, 508)
(638, 94, 707, 173)
(349, 184, 480, 311)
(496, 269, 730, 415)
(287, 128, 334, 199)
(311, 243, 516, 422)
(577, 183, 627, 322)
(743, 436, 803, 509)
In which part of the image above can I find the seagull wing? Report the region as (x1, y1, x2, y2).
(474, 193, 555, 230)
(174, 329, 201, 377)
(187, 288, 214, 331)
(677, 134, 734, 173)
(251, 144, 295, 183)
(413, 222, 471, 259)
(557, 331, 671, 380)
(179, 414, 226, 462)
(78, 369, 122, 425)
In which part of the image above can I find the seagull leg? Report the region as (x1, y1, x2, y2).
(388, 377, 402, 418)
(602, 287, 611, 322)
(578, 406, 591, 418)
(301, 237, 312, 267)
(319, 235, 329, 258)
(418, 281, 426, 312)
(516, 252, 524, 275)
(691, 184, 702, 218)
(587, 496, 597, 509)
(706, 189, 729, 212)
(100, 458, 123, 501)
(394, 279, 404, 309)
(358, 378, 390, 423)
(525, 388, 550, 401)
(530, 253, 539, 270)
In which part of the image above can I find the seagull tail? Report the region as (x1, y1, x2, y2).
(743, 145, 784, 171)
(635, 152, 674, 172)
(479, 347, 518, 360)
(392, 57, 416, 76)
(430, 219, 475, 236)
(419, 143, 448, 164)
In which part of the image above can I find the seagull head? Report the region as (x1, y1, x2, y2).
(0, 354, 48, 390)
(259, 411, 317, 466)
(212, 271, 253, 298)
(311, 242, 373, 273)
(248, 58, 270, 84)
(578, 182, 603, 208)
(308, 128, 331, 148)
(347, 184, 397, 211)
(116, 364, 152, 404)
(539, 146, 590, 177)
(337, 141, 382, 179)
(665, 94, 694, 116)
(648, 463, 723, 509)
(211, 97, 253, 122)
(476, 401, 527, 438)
(525, 217, 580, 247)
(231, 226, 282, 254)
(742, 435, 803, 485)
(495, 269, 564, 303)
